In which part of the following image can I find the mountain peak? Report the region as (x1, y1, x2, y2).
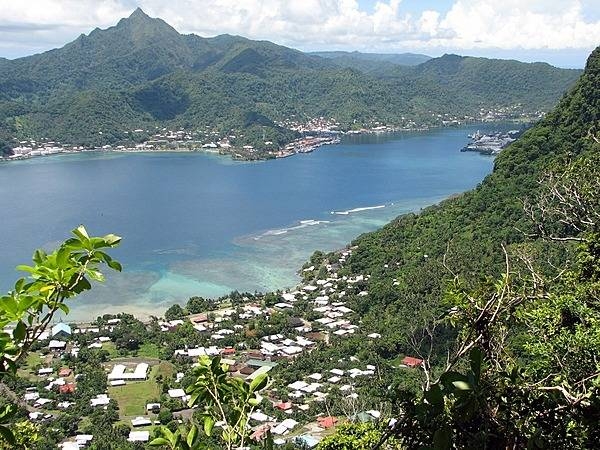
(129, 7, 150, 20)
(115, 7, 179, 38)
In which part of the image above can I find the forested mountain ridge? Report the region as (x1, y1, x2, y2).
(316, 45, 600, 357)
(308, 50, 431, 72)
(301, 45, 600, 448)
(0, 8, 581, 155)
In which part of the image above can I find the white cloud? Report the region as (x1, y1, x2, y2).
(0, 0, 598, 60)
(438, 0, 600, 49)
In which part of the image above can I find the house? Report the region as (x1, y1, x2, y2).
(131, 417, 152, 427)
(59, 368, 72, 377)
(24, 392, 39, 401)
(275, 401, 292, 411)
(168, 389, 186, 399)
(128, 430, 150, 442)
(90, 394, 110, 407)
(250, 424, 271, 441)
(59, 383, 76, 394)
(146, 403, 161, 412)
(317, 416, 338, 429)
(239, 366, 255, 376)
(220, 347, 236, 356)
(402, 356, 424, 368)
(294, 435, 322, 449)
(59, 442, 81, 450)
(108, 363, 148, 380)
(48, 340, 67, 351)
(52, 323, 72, 339)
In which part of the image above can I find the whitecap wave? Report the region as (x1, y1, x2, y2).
(255, 219, 331, 239)
(330, 204, 386, 215)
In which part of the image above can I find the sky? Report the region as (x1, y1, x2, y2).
(0, 0, 599, 68)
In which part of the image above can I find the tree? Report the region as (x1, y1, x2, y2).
(373, 152, 600, 449)
(318, 422, 402, 450)
(151, 356, 270, 450)
(186, 296, 216, 314)
(165, 304, 186, 321)
(0, 225, 121, 445)
(158, 408, 174, 425)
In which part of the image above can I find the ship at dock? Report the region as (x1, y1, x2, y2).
(461, 129, 523, 155)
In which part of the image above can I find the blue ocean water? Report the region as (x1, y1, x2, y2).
(0, 124, 509, 319)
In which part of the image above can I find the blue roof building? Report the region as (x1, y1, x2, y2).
(51, 322, 72, 338)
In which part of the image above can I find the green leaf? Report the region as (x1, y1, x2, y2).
(15, 265, 35, 274)
(87, 270, 105, 282)
(452, 380, 472, 391)
(0, 296, 18, 316)
(73, 225, 89, 240)
(187, 424, 199, 445)
(149, 437, 170, 446)
(103, 234, 122, 246)
(188, 390, 201, 408)
(0, 425, 15, 445)
(107, 260, 122, 272)
(249, 372, 268, 393)
(203, 416, 215, 437)
(424, 383, 444, 407)
(56, 247, 71, 267)
(32, 249, 46, 264)
(13, 321, 26, 341)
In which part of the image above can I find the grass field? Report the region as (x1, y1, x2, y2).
(137, 342, 160, 359)
(103, 342, 118, 358)
(109, 379, 160, 417)
(108, 361, 175, 418)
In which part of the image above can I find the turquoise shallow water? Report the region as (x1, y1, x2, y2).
(0, 124, 511, 320)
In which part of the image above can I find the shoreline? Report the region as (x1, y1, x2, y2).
(1, 118, 535, 165)
(0, 122, 503, 323)
(61, 195, 453, 323)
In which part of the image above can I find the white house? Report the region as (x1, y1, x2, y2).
(107, 363, 148, 380)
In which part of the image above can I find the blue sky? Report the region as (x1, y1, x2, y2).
(0, 0, 598, 68)
(358, 0, 453, 15)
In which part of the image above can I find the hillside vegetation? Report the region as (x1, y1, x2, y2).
(305, 46, 600, 448)
(0, 9, 581, 154)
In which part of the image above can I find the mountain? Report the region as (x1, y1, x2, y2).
(309, 51, 431, 73)
(299, 45, 600, 374)
(0, 9, 582, 154)
(294, 45, 600, 448)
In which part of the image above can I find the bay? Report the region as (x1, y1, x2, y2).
(0, 123, 511, 320)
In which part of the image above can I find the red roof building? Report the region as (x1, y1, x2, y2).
(317, 416, 338, 428)
(58, 368, 72, 377)
(275, 401, 293, 411)
(220, 347, 236, 356)
(402, 356, 424, 368)
(59, 383, 76, 394)
(240, 366, 256, 375)
(191, 314, 208, 323)
(250, 424, 271, 441)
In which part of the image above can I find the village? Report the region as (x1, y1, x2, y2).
(1, 105, 543, 164)
(4, 245, 426, 449)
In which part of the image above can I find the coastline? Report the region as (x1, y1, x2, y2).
(0, 118, 536, 165)
(0, 122, 502, 322)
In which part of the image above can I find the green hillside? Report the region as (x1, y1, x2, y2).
(303, 46, 600, 448)
(0, 9, 581, 155)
